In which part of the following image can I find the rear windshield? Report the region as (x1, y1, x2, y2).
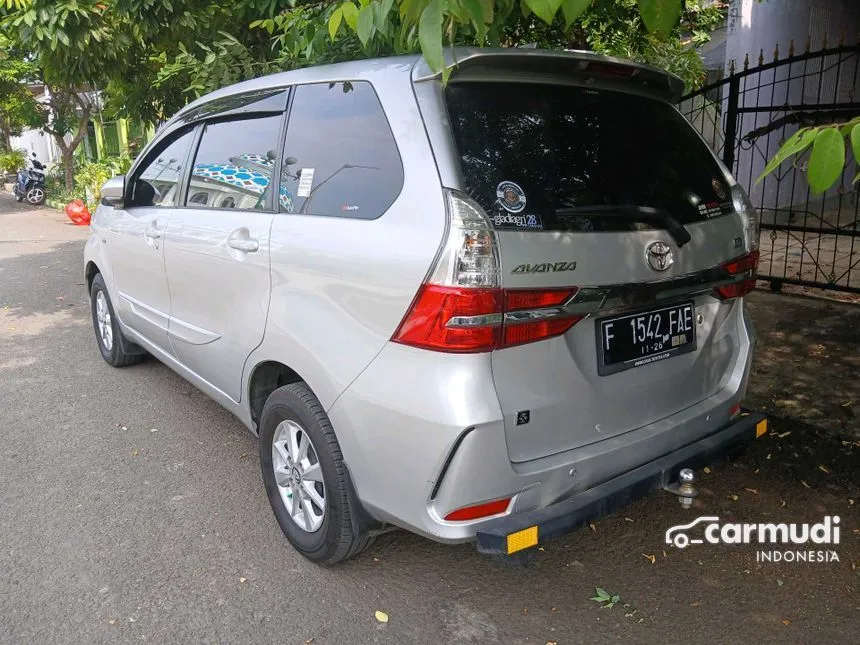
(445, 82, 732, 233)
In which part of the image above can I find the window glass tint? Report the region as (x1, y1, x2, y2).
(446, 83, 731, 233)
(132, 129, 195, 207)
(186, 114, 283, 210)
(280, 81, 402, 219)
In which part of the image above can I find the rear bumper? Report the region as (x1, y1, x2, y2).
(476, 412, 767, 555)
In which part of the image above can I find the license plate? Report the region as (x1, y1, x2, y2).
(597, 302, 696, 376)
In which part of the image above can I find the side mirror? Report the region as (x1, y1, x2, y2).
(101, 175, 125, 208)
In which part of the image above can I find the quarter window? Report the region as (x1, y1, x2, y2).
(130, 128, 195, 207)
(185, 114, 284, 211)
(280, 81, 403, 219)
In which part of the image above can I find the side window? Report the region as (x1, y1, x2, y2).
(280, 81, 403, 219)
(185, 114, 283, 211)
(130, 128, 195, 207)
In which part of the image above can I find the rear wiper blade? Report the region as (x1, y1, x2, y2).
(554, 205, 692, 248)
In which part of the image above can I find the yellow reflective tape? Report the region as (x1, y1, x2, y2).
(506, 526, 538, 554)
(756, 419, 768, 438)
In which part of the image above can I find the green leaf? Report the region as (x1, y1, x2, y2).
(329, 5, 343, 41)
(755, 128, 818, 184)
(808, 127, 845, 193)
(418, 0, 443, 73)
(838, 116, 860, 137)
(850, 123, 860, 164)
(637, 0, 682, 38)
(342, 2, 359, 30)
(523, 0, 563, 24)
(462, 0, 484, 27)
(561, 0, 590, 28)
(356, 3, 374, 44)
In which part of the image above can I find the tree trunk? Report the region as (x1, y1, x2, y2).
(63, 148, 74, 193)
(0, 123, 11, 151)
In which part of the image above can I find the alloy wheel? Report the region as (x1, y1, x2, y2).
(95, 290, 113, 351)
(272, 419, 326, 532)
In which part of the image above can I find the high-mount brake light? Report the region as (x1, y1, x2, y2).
(392, 191, 583, 353)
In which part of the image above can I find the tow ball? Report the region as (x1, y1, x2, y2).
(664, 468, 698, 508)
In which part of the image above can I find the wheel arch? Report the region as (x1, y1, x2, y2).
(85, 261, 101, 291)
(247, 360, 306, 433)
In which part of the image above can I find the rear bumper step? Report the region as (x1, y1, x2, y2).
(476, 412, 768, 555)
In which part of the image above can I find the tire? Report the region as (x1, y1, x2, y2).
(89, 273, 144, 367)
(259, 383, 374, 565)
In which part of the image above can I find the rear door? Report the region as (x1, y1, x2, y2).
(445, 80, 749, 463)
(163, 111, 284, 403)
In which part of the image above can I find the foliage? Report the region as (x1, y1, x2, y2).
(0, 147, 26, 174)
(75, 156, 131, 209)
(0, 33, 44, 147)
(756, 117, 860, 194)
(590, 587, 621, 609)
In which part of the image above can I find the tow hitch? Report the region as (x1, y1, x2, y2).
(664, 468, 698, 508)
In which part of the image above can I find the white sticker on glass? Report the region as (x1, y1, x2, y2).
(297, 168, 315, 198)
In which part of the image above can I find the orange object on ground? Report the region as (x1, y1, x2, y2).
(65, 199, 91, 226)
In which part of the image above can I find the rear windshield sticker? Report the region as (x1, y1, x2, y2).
(491, 212, 544, 230)
(297, 168, 315, 197)
(697, 201, 733, 218)
(496, 181, 526, 213)
(711, 177, 727, 200)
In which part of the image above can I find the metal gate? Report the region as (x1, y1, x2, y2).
(679, 42, 860, 294)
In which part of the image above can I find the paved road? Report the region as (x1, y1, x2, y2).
(0, 192, 856, 644)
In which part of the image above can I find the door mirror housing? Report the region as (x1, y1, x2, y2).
(101, 175, 125, 208)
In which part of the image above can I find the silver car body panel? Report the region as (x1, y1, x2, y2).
(85, 49, 757, 543)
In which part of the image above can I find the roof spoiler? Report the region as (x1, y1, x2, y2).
(412, 48, 684, 104)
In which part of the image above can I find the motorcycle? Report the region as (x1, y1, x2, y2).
(13, 152, 46, 205)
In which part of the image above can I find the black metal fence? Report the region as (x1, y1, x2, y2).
(679, 41, 860, 294)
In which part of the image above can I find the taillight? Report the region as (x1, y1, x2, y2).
(392, 191, 583, 353)
(714, 249, 760, 299)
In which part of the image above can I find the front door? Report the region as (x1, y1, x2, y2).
(109, 127, 196, 354)
(163, 114, 283, 402)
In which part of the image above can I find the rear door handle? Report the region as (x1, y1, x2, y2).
(144, 229, 162, 240)
(228, 238, 259, 253)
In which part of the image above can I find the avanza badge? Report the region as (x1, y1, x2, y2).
(511, 261, 577, 274)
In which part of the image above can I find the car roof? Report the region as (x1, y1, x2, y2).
(169, 48, 683, 127)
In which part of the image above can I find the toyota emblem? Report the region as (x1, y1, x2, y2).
(645, 241, 674, 272)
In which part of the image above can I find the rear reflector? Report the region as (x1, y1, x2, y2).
(444, 498, 512, 521)
(729, 403, 741, 418)
(393, 286, 581, 353)
(715, 250, 760, 300)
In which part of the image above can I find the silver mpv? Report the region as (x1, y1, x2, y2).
(85, 49, 765, 564)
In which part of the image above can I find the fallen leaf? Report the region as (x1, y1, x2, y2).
(690, 601, 700, 607)
(129, 617, 136, 623)
(109, 619, 116, 625)
(641, 553, 656, 564)
(849, 499, 855, 506)
(150, 428, 158, 433)
(728, 494, 739, 501)
(131, 450, 139, 457)
(818, 464, 831, 474)
(551, 607, 557, 612)
(662, 550, 667, 558)
(776, 431, 791, 438)
(305, 639, 315, 645)
(589, 522, 597, 532)
(239, 453, 248, 460)
(780, 500, 786, 507)
(522, 608, 528, 615)
(782, 619, 790, 626)
(801, 480, 810, 489)
(239, 577, 247, 583)
(546, 641, 558, 645)
(375, 610, 389, 623)
(754, 468, 760, 474)
(538, 546, 545, 552)
(703, 466, 711, 474)
(744, 488, 758, 495)
(777, 579, 784, 587)
(624, 517, 634, 522)
(841, 401, 852, 408)
(373, 557, 380, 562)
